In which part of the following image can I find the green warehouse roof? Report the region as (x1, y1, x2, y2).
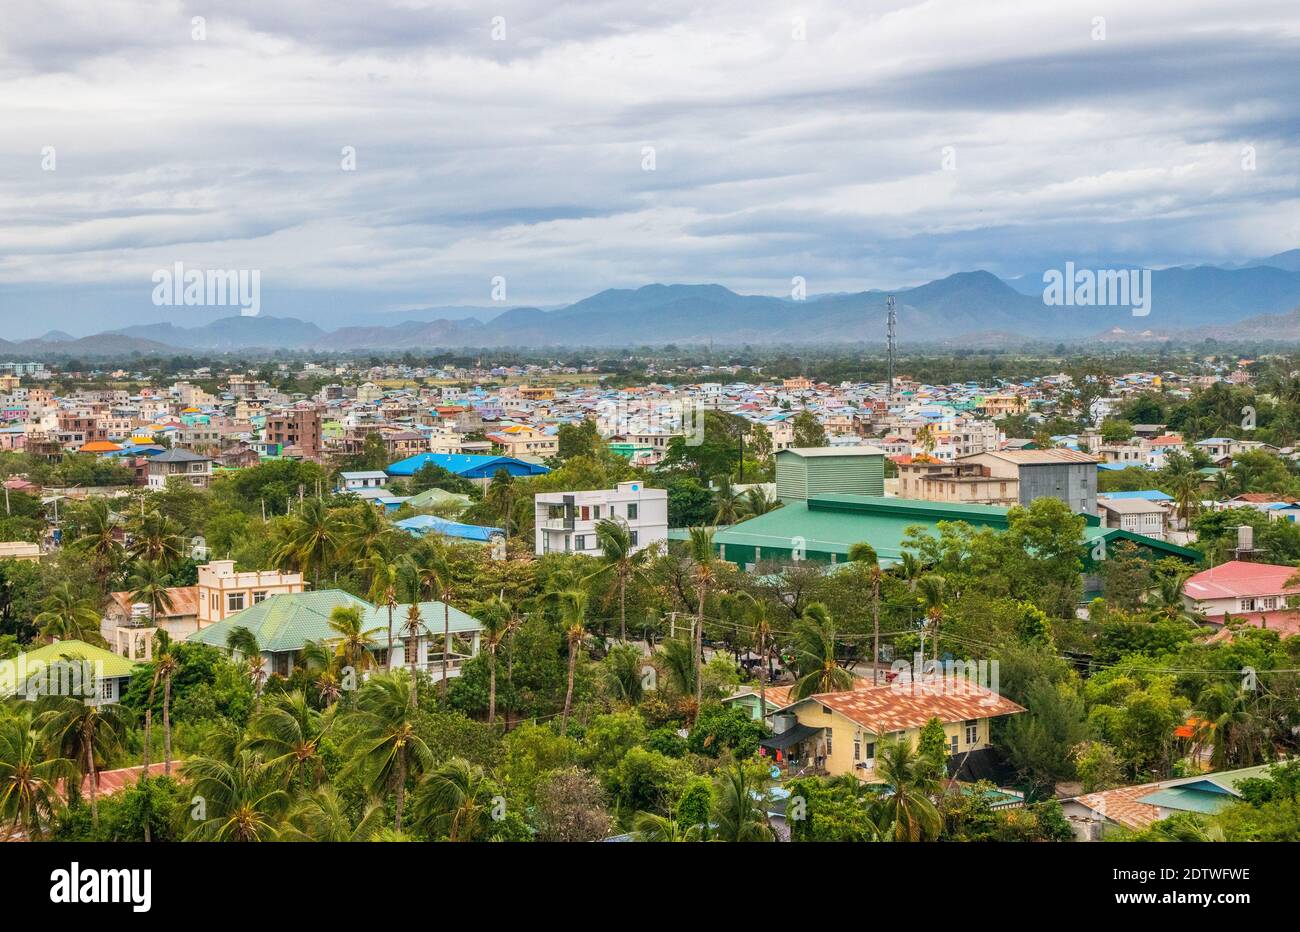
(689, 495, 1200, 568)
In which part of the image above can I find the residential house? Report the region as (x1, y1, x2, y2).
(0, 640, 138, 706)
(534, 481, 669, 556)
(761, 676, 1024, 782)
(146, 448, 212, 489)
(959, 448, 1099, 514)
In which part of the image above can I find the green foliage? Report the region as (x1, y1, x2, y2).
(686, 703, 765, 759)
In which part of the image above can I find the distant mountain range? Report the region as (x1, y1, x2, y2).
(5, 254, 1300, 355)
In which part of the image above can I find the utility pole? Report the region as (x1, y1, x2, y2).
(886, 295, 897, 402)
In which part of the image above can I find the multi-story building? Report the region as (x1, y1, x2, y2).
(959, 449, 1098, 514)
(146, 448, 213, 489)
(534, 481, 668, 556)
(264, 407, 322, 458)
(895, 460, 1019, 506)
(197, 560, 305, 629)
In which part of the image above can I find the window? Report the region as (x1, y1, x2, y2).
(630, 530, 639, 547)
(592, 505, 601, 519)
(252, 590, 268, 604)
(865, 741, 876, 761)
(1261, 597, 1278, 610)
(965, 720, 979, 744)
(853, 738, 861, 761)
(824, 729, 832, 755)
(1240, 598, 1256, 611)
(405, 638, 419, 664)
(949, 733, 959, 754)
(99, 678, 114, 700)
(627, 503, 638, 520)
(227, 592, 245, 613)
(575, 535, 587, 551)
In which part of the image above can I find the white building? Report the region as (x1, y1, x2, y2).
(534, 481, 668, 556)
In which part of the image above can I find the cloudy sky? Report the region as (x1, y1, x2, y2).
(2, 0, 1298, 336)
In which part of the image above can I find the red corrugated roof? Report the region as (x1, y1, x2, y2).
(1184, 560, 1300, 602)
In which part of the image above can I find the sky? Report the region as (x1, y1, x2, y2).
(1, 0, 1298, 337)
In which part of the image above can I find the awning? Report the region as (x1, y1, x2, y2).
(760, 723, 823, 751)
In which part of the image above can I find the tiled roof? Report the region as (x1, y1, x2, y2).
(780, 678, 1025, 734)
(1074, 782, 1165, 830)
(109, 586, 198, 619)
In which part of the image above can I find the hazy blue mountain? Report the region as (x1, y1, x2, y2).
(18, 255, 1300, 352)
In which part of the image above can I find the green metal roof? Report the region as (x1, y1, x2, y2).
(1, 640, 138, 697)
(186, 590, 482, 654)
(1135, 787, 1236, 815)
(703, 495, 1200, 566)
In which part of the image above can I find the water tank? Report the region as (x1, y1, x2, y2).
(1238, 525, 1254, 553)
(772, 713, 797, 734)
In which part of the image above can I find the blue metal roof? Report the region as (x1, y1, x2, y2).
(386, 452, 550, 479)
(1099, 490, 1173, 502)
(395, 514, 502, 542)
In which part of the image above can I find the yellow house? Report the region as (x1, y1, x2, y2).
(763, 678, 1025, 782)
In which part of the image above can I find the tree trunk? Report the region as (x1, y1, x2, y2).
(394, 755, 406, 832)
(142, 707, 153, 773)
(440, 602, 450, 698)
(872, 585, 881, 685)
(163, 673, 172, 777)
(488, 647, 497, 725)
(562, 640, 576, 735)
(86, 732, 99, 829)
(386, 601, 395, 672)
(694, 580, 705, 708)
(619, 575, 627, 642)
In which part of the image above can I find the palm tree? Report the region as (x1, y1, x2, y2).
(742, 487, 780, 518)
(364, 555, 400, 671)
(686, 526, 717, 708)
(658, 634, 696, 698)
(345, 672, 432, 832)
(792, 603, 854, 699)
(1211, 470, 1235, 501)
(0, 709, 77, 839)
(632, 810, 703, 842)
(712, 476, 743, 525)
(916, 573, 946, 662)
(474, 595, 517, 724)
(326, 605, 377, 675)
(1197, 682, 1268, 769)
(1148, 571, 1199, 624)
(345, 504, 398, 565)
(182, 751, 290, 841)
(33, 583, 105, 645)
(411, 544, 458, 698)
(244, 690, 337, 787)
(556, 588, 589, 735)
(898, 551, 922, 592)
(400, 602, 423, 709)
(68, 499, 122, 591)
(591, 517, 651, 641)
(281, 786, 386, 842)
(483, 469, 515, 537)
(128, 510, 185, 568)
(225, 626, 267, 696)
(142, 630, 179, 779)
(740, 593, 774, 716)
(872, 739, 942, 842)
(850, 543, 884, 684)
(36, 697, 128, 829)
(127, 560, 174, 628)
(604, 642, 646, 704)
(711, 764, 774, 841)
(278, 498, 343, 587)
(412, 757, 499, 841)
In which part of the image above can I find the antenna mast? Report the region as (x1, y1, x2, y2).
(885, 295, 897, 401)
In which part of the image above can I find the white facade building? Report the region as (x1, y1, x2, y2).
(534, 481, 668, 557)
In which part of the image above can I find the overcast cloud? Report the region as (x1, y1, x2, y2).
(1, 0, 1298, 335)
